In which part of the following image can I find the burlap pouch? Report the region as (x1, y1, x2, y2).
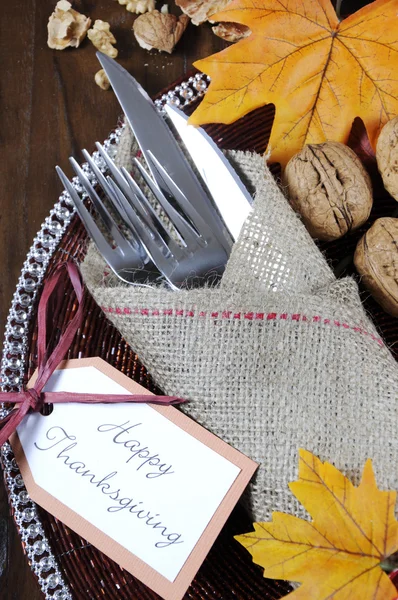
(81, 142, 398, 523)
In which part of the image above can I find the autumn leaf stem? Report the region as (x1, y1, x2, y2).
(335, 0, 343, 20)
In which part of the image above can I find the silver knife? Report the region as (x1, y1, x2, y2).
(97, 52, 251, 243)
(164, 104, 252, 241)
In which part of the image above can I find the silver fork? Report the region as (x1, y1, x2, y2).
(56, 147, 230, 289)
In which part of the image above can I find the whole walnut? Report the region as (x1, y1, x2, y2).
(354, 217, 398, 317)
(376, 115, 398, 201)
(283, 142, 373, 241)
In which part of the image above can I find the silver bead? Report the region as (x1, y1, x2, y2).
(48, 220, 62, 233)
(11, 324, 25, 338)
(180, 87, 194, 100)
(72, 178, 83, 194)
(39, 556, 54, 572)
(6, 357, 22, 370)
(6, 373, 21, 387)
(27, 263, 41, 276)
(194, 78, 207, 91)
(46, 573, 60, 589)
(22, 508, 36, 521)
(11, 458, 19, 470)
(17, 293, 32, 308)
(41, 234, 55, 248)
(33, 247, 47, 262)
(14, 309, 28, 323)
(33, 539, 47, 554)
(27, 523, 41, 538)
(168, 96, 181, 107)
(54, 590, 70, 600)
(58, 204, 72, 218)
(61, 192, 74, 207)
(6, 340, 23, 354)
(14, 474, 25, 488)
(23, 278, 37, 292)
(18, 490, 30, 504)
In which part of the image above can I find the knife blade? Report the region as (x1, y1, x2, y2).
(96, 52, 251, 243)
(164, 104, 252, 241)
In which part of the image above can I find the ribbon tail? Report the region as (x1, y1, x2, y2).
(0, 403, 31, 447)
(40, 392, 187, 406)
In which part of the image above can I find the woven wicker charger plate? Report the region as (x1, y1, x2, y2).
(1, 74, 397, 600)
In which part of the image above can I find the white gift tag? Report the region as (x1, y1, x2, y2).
(12, 358, 257, 600)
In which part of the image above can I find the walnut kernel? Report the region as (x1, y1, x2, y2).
(47, 1, 91, 50)
(176, 0, 231, 25)
(95, 69, 111, 90)
(133, 11, 189, 53)
(87, 20, 118, 58)
(212, 22, 251, 42)
(354, 217, 398, 316)
(115, 0, 155, 15)
(376, 116, 398, 201)
(283, 142, 373, 241)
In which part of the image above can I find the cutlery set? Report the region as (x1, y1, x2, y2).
(57, 52, 252, 289)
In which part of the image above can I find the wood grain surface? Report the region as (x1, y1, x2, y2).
(0, 2, 224, 598)
(0, 0, 372, 598)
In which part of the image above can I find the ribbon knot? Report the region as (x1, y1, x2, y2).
(0, 261, 185, 447)
(24, 388, 43, 412)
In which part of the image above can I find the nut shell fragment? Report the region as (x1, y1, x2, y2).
(376, 115, 398, 201)
(354, 217, 398, 317)
(47, 0, 91, 50)
(95, 69, 111, 90)
(115, 0, 155, 15)
(283, 142, 373, 241)
(133, 11, 189, 53)
(176, 0, 230, 25)
(212, 22, 250, 42)
(88, 20, 118, 58)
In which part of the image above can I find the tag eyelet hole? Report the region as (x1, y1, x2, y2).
(40, 404, 53, 416)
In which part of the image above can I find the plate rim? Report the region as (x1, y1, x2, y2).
(0, 72, 210, 600)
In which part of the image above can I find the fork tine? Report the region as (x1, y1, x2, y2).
(81, 149, 146, 259)
(107, 177, 183, 258)
(56, 167, 116, 265)
(107, 179, 182, 290)
(119, 165, 187, 248)
(95, 142, 132, 198)
(147, 149, 232, 253)
(93, 144, 176, 244)
(82, 149, 114, 200)
(132, 159, 206, 250)
(102, 165, 168, 240)
(69, 157, 129, 252)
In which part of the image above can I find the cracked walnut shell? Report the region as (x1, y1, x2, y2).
(283, 142, 373, 241)
(133, 11, 189, 53)
(376, 115, 398, 202)
(47, 1, 91, 50)
(354, 217, 398, 317)
(87, 20, 118, 58)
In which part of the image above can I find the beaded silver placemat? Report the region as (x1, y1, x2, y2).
(0, 73, 210, 600)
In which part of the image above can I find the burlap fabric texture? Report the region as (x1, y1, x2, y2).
(81, 140, 398, 523)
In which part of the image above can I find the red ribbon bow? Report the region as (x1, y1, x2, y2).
(0, 261, 184, 447)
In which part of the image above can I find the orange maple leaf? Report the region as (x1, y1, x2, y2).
(236, 449, 398, 599)
(189, 0, 398, 166)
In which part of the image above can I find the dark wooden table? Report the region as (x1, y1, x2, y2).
(0, 2, 224, 597)
(0, 0, 372, 598)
